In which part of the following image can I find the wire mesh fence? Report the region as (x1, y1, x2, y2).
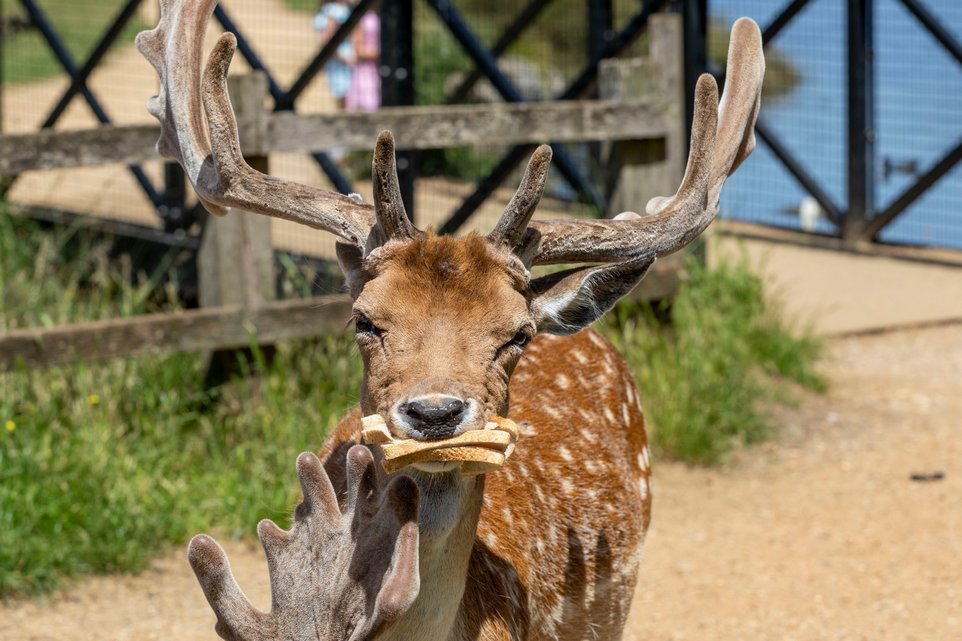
(408, 0, 615, 240)
(711, 0, 962, 249)
(874, 0, 962, 247)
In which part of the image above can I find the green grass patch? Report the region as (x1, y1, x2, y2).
(1, 0, 149, 85)
(0, 209, 361, 598)
(603, 251, 824, 465)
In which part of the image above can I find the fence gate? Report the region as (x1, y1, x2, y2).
(706, 0, 962, 250)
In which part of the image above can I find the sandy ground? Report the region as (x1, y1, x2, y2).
(3, 322, 960, 640)
(624, 323, 962, 641)
(713, 228, 962, 335)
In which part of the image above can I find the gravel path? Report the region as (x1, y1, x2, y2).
(625, 323, 962, 640)
(4, 324, 960, 641)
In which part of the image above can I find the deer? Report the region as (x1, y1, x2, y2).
(137, 2, 764, 639)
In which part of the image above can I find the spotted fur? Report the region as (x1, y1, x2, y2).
(317, 235, 651, 641)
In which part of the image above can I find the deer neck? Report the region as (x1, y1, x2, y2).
(378, 471, 485, 641)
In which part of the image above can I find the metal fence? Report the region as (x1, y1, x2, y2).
(0, 0, 668, 274)
(4, 0, 961, 257)
(709, 0, 962, 250)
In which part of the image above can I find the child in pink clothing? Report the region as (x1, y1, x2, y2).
(345, 12, 381, 112)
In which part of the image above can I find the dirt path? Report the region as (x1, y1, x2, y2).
(624, 323, 962, 640)
(4, 324, 960, 640)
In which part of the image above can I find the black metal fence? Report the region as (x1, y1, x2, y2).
(0, 0, 669, 266)
(3, 0, 961, 253)
(708, 0, 962, 250)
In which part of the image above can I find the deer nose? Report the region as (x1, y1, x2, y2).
(398, 396, 467, 440)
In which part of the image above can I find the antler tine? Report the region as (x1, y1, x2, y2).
(136, 0, 215, 209)
(523, 17, 764, 266)
(369, 473, 420, 621)
(345, 445, 420, 621)
(188, 534, 267, 639)
(489, 144, 553, 250)
(372, 131, 418, 243)
(136, 0, 375, 247)
(294, 450, 342, 522)
(346, 443, 381, 511)
(646, 17, 761, 222)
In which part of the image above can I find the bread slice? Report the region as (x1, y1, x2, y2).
(360, 415, 519, 475)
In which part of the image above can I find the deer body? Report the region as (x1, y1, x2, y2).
(138, 3, 762, 639)
(319, 315, 649, 641)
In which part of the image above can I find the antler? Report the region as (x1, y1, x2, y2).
(514, 17, 764, 265)
(136, 0, 421, 249)
(138, 1, 759, 267)
(136, 0, 559, 252)
(488, 144, 553, 250)
(187, 448, 420, 641)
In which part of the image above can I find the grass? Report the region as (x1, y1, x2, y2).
(283, 0, 318, 13)
(0, 208, 823, 598)
(1, 0, 149, 85)
(603, 251, 825, 465)
(0, 209, 362, 598)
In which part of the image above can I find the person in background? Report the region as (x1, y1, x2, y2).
(314, 0, 355, 110)
(345, 10, 380, 112)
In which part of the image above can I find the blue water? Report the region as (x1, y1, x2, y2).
(711, 0, 962, 249)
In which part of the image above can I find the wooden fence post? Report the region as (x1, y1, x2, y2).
(198, 72, 275, 382)
(599, 13, 688, 299)
(600, 13, 685, 218)
(198, 71, 273, 310)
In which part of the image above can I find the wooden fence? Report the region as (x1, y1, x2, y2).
(0, 14, 686, 373)
(0, 99, 673, 175)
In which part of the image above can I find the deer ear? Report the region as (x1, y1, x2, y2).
(530, 257, 654, 335)
(336, 241, 367, 299)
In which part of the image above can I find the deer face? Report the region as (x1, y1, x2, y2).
(344, 234, 534, 449)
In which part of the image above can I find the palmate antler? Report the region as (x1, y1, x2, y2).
(517, 18, 764, 334)
(187, 448, 419, 641)
(135, 0, 552, 253)
(522, 18, 764, 266)
(135, 0, 375, 245)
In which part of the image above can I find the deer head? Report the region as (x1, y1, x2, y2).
(137, 0, 763, 447)
(187, 448, 420, 641)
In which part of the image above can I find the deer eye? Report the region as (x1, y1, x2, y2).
(505, 328, 532, 350)
(354, 314, 381, 336)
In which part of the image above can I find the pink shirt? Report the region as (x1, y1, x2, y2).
(345, 13, 381, 112)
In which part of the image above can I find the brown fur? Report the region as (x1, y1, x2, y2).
(352, 234, 532, 424)
(318, 234, 651, 641)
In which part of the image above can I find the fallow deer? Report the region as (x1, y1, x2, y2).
(137, 2, 764, 639)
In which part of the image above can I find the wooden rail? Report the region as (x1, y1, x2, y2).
(0, 254, 684, 372)
(0, 295, 354, 372)
(0, 99, 669, 174)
